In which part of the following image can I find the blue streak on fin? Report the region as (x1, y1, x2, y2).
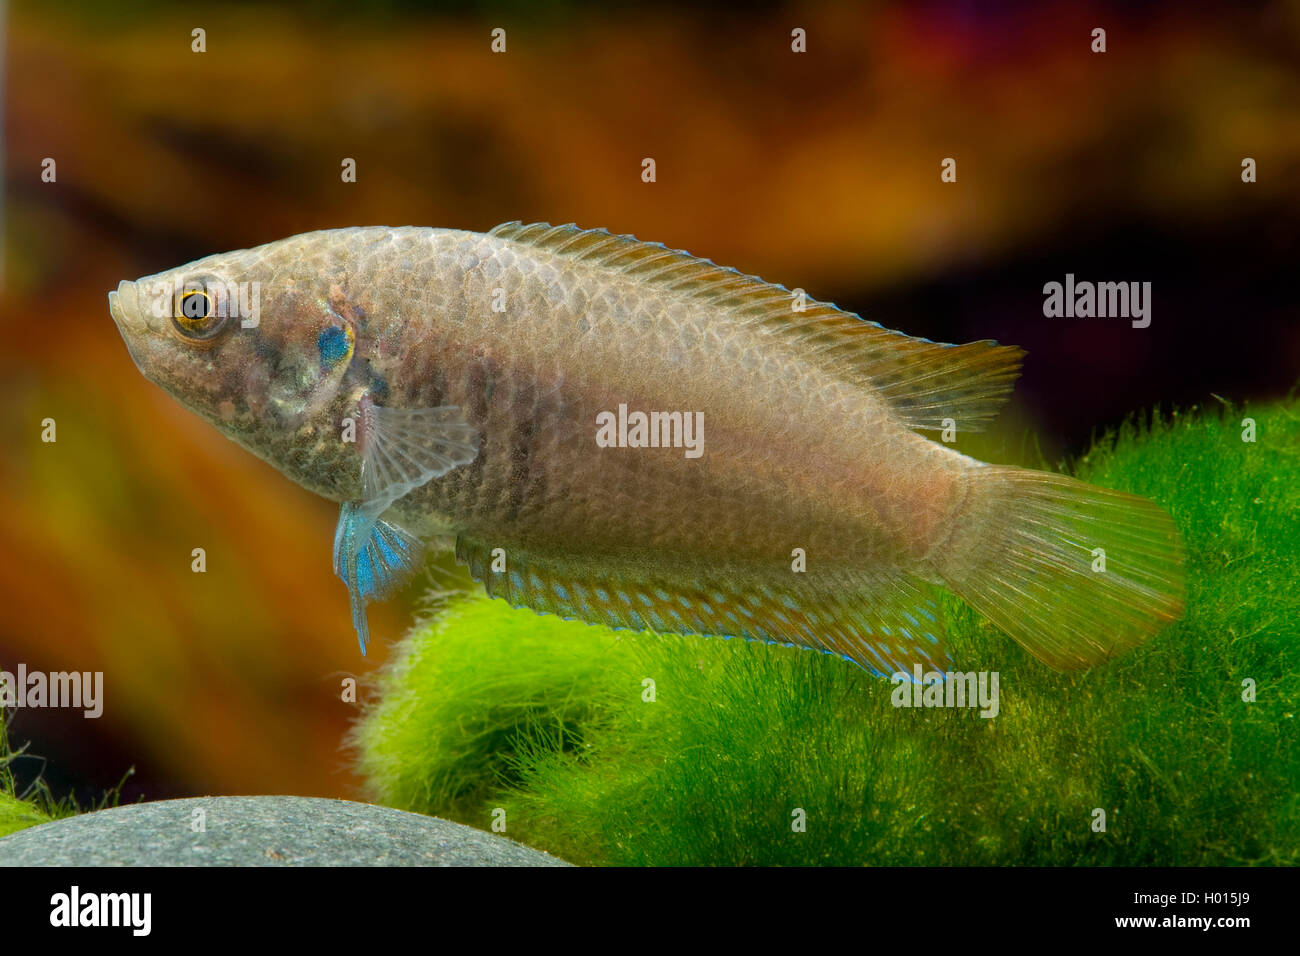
(333, 502, 423, 655)
(454, 536, 952, 678)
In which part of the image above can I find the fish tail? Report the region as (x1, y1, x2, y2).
(938, 465, 1185, 669)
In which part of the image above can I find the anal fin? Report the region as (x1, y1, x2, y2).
(455, 537, 952, 678)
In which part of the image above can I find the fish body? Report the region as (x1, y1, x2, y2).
(109, 224, 1184, 674)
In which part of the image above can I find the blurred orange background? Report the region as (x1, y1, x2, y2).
(2, 0, 1297, 804)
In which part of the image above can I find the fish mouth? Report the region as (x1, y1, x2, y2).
(109, 279, 155, 377)
(108, 279, 141, 334)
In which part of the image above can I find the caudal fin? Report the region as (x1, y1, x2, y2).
(940, 466, 1185, 669)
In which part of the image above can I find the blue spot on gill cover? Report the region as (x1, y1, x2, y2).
(318, 325, 351, 367)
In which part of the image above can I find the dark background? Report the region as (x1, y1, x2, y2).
(1, 0, 1296, 806)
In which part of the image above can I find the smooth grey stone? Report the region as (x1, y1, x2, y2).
(0, 796, 569, 867)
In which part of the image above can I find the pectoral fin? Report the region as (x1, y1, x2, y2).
(360, 402, 479, 511)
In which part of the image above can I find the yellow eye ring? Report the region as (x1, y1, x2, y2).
(176, 289, 210, 315)
(170, 289, 228, 344)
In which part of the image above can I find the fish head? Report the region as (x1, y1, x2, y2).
(109, 243, 368, 499)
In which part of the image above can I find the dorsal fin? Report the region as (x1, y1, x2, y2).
(489, 221, 1024, 432)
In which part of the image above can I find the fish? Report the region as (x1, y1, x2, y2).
(108, 223, 1185, 675)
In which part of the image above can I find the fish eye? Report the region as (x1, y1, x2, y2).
(182, 289, 210, 318)
(170, 278, 228, 342)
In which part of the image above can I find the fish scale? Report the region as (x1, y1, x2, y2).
(402, 231, 937, 564)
